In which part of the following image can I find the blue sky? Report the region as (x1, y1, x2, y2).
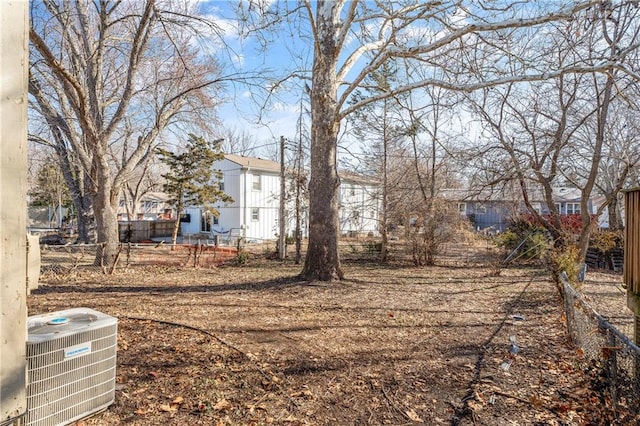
(191, 1, 492, 166)
(195, 1, 313, 157)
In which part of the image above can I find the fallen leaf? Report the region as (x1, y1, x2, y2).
(172, 396, 184, 405)
(406, 409, 424, 423)
(133, 387, 148, 395)
(246, 402, 268, 412)
(574, 386, 590, 396)
(529, 395, 543, 408)
(213, 399, 232, 411)
(159, 404, 177, 412)
(290, 389, 314, 399)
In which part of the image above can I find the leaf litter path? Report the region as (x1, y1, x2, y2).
(29, 252, 603, 425)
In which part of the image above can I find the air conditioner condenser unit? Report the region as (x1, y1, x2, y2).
(25, 308, 118, 426)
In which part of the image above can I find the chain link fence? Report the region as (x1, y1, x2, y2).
(562, 277, 640, 423)
(38, 241, 251, 275)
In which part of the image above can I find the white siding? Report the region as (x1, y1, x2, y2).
(181, 207, 202, 236)
(180, 155, 381, 242)
(339, 180, 380, 236)
(211, 158, 281, 241)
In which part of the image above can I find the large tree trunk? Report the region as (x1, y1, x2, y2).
(608, 194, 623, 231)
(301, 3, 343, 281)
(91, 160, 120, 268)
(73, 192, 94, 244)
(92, 194, 120, 268)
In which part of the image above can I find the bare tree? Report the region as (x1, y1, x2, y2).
(400, 86, 464, 265)
(593, 98, 640, 230)
(289, 94, 311, 264)
(221, 1, 638, 280)
(220, 126, 260, 157)
(466, 75, 593, 247)
(298, 0, 624, 280)
(28, 129, 95, 243)
(348, 61, 406, 262)
(465, 1, 640, 263)
(120, 154, 164, 221)
(29, 0, 226, 267)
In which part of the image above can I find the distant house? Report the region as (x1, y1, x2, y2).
(339, 171, 381, 237)
(180, 154, 381, 242)
(443, 187, 597, 233)
(442, 188, 519, 233)
(117, 191, 174, 221)
(181, 154, 281, 242)
(511, 187, 591, 216)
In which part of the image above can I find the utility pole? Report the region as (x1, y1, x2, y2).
(295, 96, 305, 264)
(278, 136, 286, 260)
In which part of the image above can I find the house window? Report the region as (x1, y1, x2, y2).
(554, 203, 562, 214)
(566, 203, 581, 215)
(201, 211, 212, 232)
(201, 210, 220, 232)
(350, 185, 356, 196)
(458, 203, 467, 215)
(219, 177, 225, 191)
(475, 203, 487, 214)
(252, 174, 261, 191)
(143, 201, 157, 211)
(251, 208, 259, 221)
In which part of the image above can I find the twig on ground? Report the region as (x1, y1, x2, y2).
(381, 385, 414, 422)
(120, 315, 300, 408)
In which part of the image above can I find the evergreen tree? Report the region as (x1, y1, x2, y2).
(29, 160, 72, 208)
(157, 134, 233, 247)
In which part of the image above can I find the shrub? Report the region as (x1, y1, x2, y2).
(363, 240, 382, 254)
(527, 232, 549, 260)
(589, 230, 623, 254)
(236, 250, 249, 265)
(496, 218, 549, 261)
(495, 229, 520, 250)
(551, 244, 581, 285)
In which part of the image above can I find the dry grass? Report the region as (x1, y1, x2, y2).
(28, 240, 607, 425)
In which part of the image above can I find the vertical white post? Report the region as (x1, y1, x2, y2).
(0, 0, 29, 423)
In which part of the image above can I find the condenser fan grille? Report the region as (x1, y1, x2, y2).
(28, 313, 99, 336)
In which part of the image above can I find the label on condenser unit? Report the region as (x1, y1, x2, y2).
(64, 342, 92, 359)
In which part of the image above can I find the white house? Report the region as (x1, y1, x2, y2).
(181, 154, 381, 242)
(339, 171, 381, 237)
(181, 154, 281, 242)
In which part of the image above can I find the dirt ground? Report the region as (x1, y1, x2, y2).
(28, 241, 610, 425)
(580, 270, 632, 338)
